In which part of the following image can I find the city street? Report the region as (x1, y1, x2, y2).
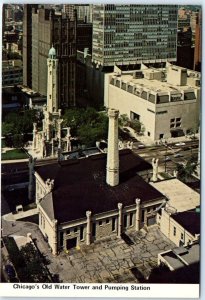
(131, 138, 199, 175)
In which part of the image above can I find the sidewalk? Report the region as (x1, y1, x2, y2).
(3, 208, 38, 222)
(125, 126, 199, 147)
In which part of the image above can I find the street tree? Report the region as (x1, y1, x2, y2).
(63, 108, 108, 147)
(176, 155, 198, 182)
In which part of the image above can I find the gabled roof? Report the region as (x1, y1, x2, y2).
(39, 192, 55, 221)
(36, 149, 164, 223)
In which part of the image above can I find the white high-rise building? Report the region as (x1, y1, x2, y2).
(92, 5, 178, 67)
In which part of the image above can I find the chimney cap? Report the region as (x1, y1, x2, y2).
(86, 210, 92, 217)
(136, 198, 141, 205)
(118, 203, 123, 209)
(108, 108, 119, 118)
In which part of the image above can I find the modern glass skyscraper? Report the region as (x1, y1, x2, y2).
(92, 5, 178, 66)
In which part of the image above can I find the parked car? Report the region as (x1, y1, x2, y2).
(122, 127, 130, 133)
(175, 142, 186, 146)
(163, 156, 171, 162)
(137, 144, 145, 149)
(174, 153, 183, 158)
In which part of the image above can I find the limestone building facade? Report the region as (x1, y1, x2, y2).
(105, 64, 200, 141)
(159, 208, 200, 247)
(151, 178, 200, 247)
(34, 109, 166, 255)
(32, 47, 71, 158)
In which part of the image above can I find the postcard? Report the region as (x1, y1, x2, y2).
(1, 3, 201, 298)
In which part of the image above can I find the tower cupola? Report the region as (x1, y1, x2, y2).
(48, 45, 56, 59)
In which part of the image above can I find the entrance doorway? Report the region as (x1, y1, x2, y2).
(147, 216, 156, 226)
(66, 237, 77, 250)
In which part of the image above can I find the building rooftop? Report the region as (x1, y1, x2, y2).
(150, 178, 200, 212)
(171, 209, 200, 236)
(36, 149, 164, 223)
(110, 64, 200, 104)
(159, 242, 199, 271)
(113, 71, 199, 92)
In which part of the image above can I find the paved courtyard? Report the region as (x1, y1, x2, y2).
(2, 219, 175, 283)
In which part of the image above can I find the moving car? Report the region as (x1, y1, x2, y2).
(175, 142, 186, 146)
(137, 144, 145, 149)
(174, 153, 183, 158)
(163, 156, 171, 162)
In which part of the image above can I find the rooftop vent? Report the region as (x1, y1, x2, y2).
(133, 71, 144, 79)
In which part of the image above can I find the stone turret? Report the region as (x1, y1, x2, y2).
(45, 178, 55, 193)
(106, 108, 119, 186)
(47, 46, 58, 114)
(152, 158, 159, 182)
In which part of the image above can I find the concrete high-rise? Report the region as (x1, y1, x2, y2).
(23, 4, 38, 88)
(63, 4, 93, 23)
(31, 7, 77, 108)
(194, 11, 201, 71)
(92, 5, 178, 67)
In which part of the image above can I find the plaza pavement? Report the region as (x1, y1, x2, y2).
(2, 219, 175, 283)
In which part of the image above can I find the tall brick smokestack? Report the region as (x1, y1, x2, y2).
(106, 108, 119, 186)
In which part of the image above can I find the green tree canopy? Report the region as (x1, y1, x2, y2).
(2, 109, 38, 136)
(2, 109, 39, 147)
(118, 114, 130, 127)
(176, 154, 198, 182)
(63, 107, 108, 147)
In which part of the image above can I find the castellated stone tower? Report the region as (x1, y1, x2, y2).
(31, 46, 69, 158)
(47, 46, 59, 113)
(106, 108, 119, 186)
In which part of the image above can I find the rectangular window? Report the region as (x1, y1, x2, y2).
(141, 210, 145, 222)
(74, 227, 78, 233)
(60, 232, 64, 247)
(92, 223, 96, 237)
(80, 226, 84, 240)
(130, 213, 133, 226)
(66, 229, 70, 235)
(181, 233, 184, 240)
(99, 220, 102, 226)
(106, 218, 109, 224)
(159, 133, 164, 139)
(130, 111, 140, 121)
(112, 218, 116, 231)
(123, 215, 127, 228)
(173, 227, 176, 236)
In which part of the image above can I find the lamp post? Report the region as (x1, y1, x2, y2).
(164, 140, 168, 173)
